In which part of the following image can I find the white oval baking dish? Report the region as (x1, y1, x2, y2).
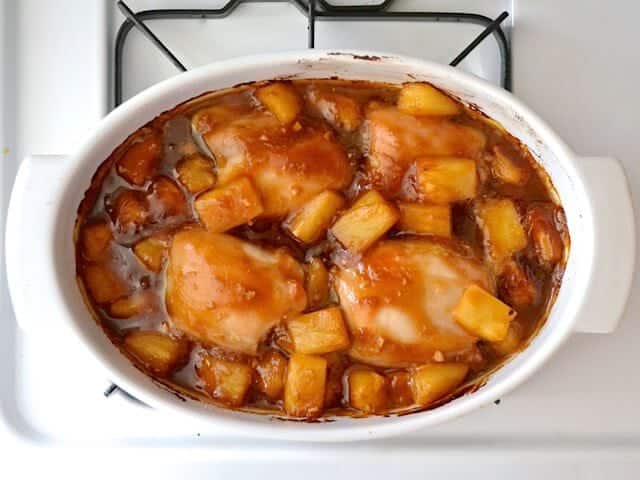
(5, 50, 635, 442)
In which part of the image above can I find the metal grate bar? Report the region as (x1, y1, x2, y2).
(114, 0, 511, 107)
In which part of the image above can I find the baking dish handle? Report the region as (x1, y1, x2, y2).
(573, 156, 636, 333)
(5, 155, 70, 333)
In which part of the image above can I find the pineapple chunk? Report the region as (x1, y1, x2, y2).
(284, 353, 327, 418)
(80, 221, 113, 262)
(411, 363, 469, 406)
(348, 369, 387, 414)
(491, 321, 523, 356)
(387, 371, 414, 409)
(286, 190, 345, 243)
(491, 146, 530, 185)
(308, 87, 362, 132)
(107, 189, 150, 233)
(526, 205, 564, 267)
(255, 82, 302, 124)
(133, 233, 171, 273)
(396, 202, 451, 237)
(365, 100, 388, 113)
(476, 198, 527, 263)
(415, 157, 477, 204)
(305, 258, 330, 308)
(176, 153, 216, 194)
(194, 176, 264, 232)
(197, 355, 253, 407)
(287, 307, 350, 355)
(499, 260, 537, 307)
(330, 190, 399, 253)
(254, 350, 288, 400)
(351, 189, 384, 209)
(191, 105, 222, 135)
(109, 291, 154, 318)
(149, 176, 188, 218)
(532, 226, 563, 266)
(83, 264, 128, 304)
(397, 83, 460, 116)
(177, 141, 199, 158)
(452, 284, 516, 342)
(328, 95, 362, 132)
(117, 133, 162, 186)
(123, 330, 189, 376)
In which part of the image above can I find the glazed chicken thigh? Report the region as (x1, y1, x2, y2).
(195, 104, 353, 218)
(334, 239, 493, 367)
(166, 228, 307, 355)
(365, 106, 486, 197)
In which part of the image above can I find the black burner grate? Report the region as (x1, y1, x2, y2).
(105, 0, 511, 401)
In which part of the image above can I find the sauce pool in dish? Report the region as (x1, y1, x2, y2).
(75, 79, 569, 418)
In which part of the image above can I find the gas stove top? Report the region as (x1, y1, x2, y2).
(2, 0, 639, 478)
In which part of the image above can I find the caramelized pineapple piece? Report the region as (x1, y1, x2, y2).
(254, 350, 288, 400)
(177, 141, 199, 158)
(109, 291, 154, 318)
(307, 87, 362, 132)
(396, 202, 451, 237)
(83, 264, 128, 304)
(476, 198, 527, 263)
(491, 321, 523, 356)
(194, 176, 264, 232)
(80, 221, 113, 262)
(415, 157, 477, 204)
(350, 189, 384, 209)
(123, 330, 189, 376)
(255, 82, 302, 124)
(197, 355, 253, 407)
(176, 153, 216, 194)
(107, 189, 150, 234)
(286, 190, 345, 243)
(330, 190, 399, 253)
(287, 307, 350, 355)
(331, 97, 362, 132)
(498, 260, 537, 307)
(348, 369, 387, 414)
(526, 205, 564, 267)
(397, 83, 460, 116)
(133, 233, 171, 273)
(117, 133, 162, 186)
(491, 146, 530, 185)
(387, 371, 414, 409)
(452, 284, 516, 342)
(191, 105, 224, 135)
(305, 257, 330, 308)
(365, 99, 388, 113)
(411, 363, 469, 406)
(284, 353, 327, 418)
(149, 176, 188, 218)
(324, 353, 348, 408)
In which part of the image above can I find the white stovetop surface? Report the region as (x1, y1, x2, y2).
(2, 0, 639, 478)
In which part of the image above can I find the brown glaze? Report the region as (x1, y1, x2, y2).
(75, 79, 568, 420)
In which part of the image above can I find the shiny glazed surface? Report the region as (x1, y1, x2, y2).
(75, 79, 568, 419)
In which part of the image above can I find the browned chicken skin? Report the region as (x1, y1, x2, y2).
(198, 105, 354, 218)
(365, 106, 486, 197)
(334, 238, 493, 367)
(166, 228, 307, 355)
